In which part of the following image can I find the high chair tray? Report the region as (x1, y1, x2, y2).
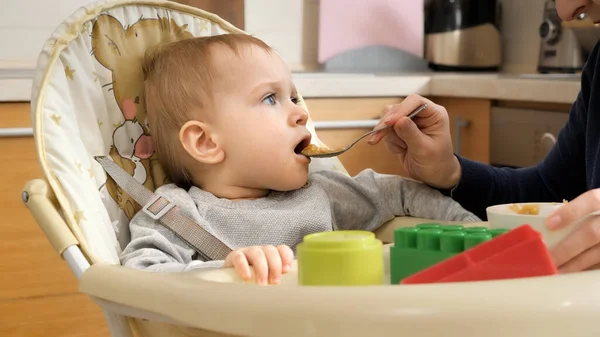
(80, 246, 600, 337)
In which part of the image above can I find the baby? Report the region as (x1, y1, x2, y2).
(120, 33, 480, 285)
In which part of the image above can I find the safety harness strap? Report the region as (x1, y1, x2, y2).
(95, 156, 232, 261)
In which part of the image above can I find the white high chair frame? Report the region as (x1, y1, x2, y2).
(21, 1, 600, 337)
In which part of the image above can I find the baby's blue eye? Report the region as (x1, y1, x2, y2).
(263, 95, 276, 106)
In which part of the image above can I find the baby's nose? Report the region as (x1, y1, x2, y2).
(292, 106, 309, 125)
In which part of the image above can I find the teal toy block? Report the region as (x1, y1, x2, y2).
(390, 223, 509, 284)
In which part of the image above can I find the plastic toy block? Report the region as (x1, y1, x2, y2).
(400, 224, 558, 285)
(389, 223, 509, 284)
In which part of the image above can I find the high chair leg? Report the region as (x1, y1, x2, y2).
(22, 178, 89, 278)
(103, 308, 135, 337)
(22, 179, 135, 336)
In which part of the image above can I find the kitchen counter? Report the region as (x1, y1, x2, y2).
(0, 68, 582, 104)
(0, 79, 33, 102)
(292, 72, 581, 104)
(430, 73, 581, 104)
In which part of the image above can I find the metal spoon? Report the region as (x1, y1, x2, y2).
(303, 103, 427, 158)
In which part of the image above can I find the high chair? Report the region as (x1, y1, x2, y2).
(21, 0, 600, 336)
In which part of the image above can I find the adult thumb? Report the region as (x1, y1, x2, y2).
(393, 117, 425, 147)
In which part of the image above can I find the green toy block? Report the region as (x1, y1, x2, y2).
(389, 223, 509, 284)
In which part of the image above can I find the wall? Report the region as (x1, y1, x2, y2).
(1, 0, 548, 73)
(0, 0, 244, 71)
(244, 0, 548, 73)
(244, 0, 320, 71)
(499, 0, 547, 73)
(0, 0, 92, 68)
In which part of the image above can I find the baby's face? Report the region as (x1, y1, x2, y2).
(209, 44, 312, 192)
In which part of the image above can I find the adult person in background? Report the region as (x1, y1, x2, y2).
(368, 0, 600, 273)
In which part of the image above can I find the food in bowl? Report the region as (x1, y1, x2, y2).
(508, 203, 540, 215)
(487, 201, 569, 249)
(507, 200, 567, 215)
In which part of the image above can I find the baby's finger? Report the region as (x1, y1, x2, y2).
(245, 247, 268, 285)
(262, 245, 282, 284)
(230, 250, 252, 280)
(277, 245, 295, 273)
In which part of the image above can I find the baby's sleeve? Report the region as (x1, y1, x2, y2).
(312, 169, 481, 232)
(119, 187, 224, 272)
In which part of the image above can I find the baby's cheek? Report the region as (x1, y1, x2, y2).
(255, 132, 282, 152)
(241, 140, 273, 168)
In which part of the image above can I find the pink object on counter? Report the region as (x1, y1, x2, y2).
(318, 0, 424, 63)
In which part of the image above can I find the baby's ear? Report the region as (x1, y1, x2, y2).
(179, 121, 224, 165)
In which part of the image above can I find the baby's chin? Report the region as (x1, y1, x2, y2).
(270, 176, 309, 192)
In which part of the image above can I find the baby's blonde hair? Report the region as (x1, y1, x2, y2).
(142, 34, 272, 187)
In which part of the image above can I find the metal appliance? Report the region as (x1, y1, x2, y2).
(538, 0, 600, 73)
(425, 0, 502, 71)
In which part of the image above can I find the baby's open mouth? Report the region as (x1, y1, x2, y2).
(294, 136, 312, 155)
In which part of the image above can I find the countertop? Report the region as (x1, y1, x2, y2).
(291, 72, 581, 104)
(0, 68, 582, 104)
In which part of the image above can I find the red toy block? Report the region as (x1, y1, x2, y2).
(400, 225, 558, 284)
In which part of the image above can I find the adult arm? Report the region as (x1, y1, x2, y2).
(367, 44, 597, 220)
(448, 49, 595, 218)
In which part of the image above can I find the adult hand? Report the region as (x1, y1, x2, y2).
(367, 94, 461, 189)
(546, 189, 600, 273)
(224, 245, 294, 285)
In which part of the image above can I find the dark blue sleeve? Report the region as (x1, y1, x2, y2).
(444, 43, 597, 220)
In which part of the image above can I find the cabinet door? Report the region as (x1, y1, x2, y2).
(0, 103, 108, 336)
(429, 97, 491, 164)
(490, 106, 569, 167)
(305, 97, 406, 176)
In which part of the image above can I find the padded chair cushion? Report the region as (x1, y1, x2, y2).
(31, 0, 347, 264)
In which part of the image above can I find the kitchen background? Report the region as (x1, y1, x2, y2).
(0, 1, 597, 336)
(0, 0, 585, 73)
(1, 0, 592, 168)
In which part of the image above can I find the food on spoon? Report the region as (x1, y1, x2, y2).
(300, 144, 341, 156)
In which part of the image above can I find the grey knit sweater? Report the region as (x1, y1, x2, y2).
(120, 169, 480, 272)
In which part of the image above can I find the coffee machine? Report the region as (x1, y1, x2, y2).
(537, 0, 600, 73)
(425, 0, 502, 71)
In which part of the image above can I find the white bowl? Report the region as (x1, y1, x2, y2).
(486, 202, 567, 249)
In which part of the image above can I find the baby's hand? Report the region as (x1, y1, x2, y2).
(224, 245, 294, 285)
